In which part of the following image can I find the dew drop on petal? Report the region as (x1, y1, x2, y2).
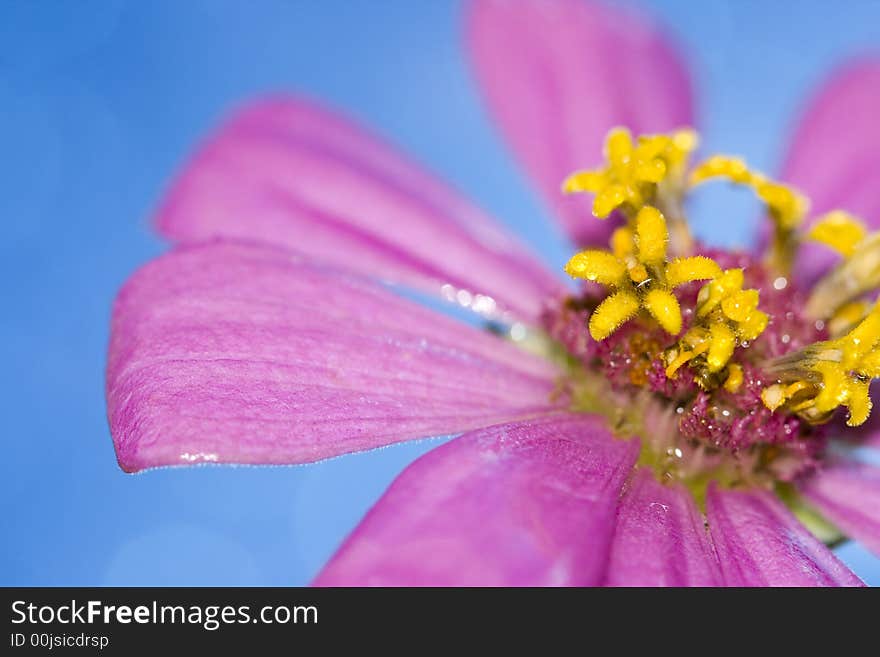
(509, 323, 527, 341)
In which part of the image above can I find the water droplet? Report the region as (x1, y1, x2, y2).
(471, 294, 497, 316)
(773, 276, 788, 290)
(781, 334, 791, 344)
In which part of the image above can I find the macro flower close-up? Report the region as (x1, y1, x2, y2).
(5, 0, 880, 595)
(100, 0, 880, 586)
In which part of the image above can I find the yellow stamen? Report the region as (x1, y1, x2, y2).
(667, 268, 768, 376)
(689, 154, 807, 272)
(689, 155, 752, 185)
(635, 206, 668, 266)
(610, 226, 635, 259)
(806, 222, 880, 320)
(761, 304, 880, 426)
(593, 184, 628, 218)
(696, 268, 745, 317)
(724, 364, 744, 393)
(562, 127, 698, 220)
(644, 289, 682, 336)
(665, 330, 711, 378)
(565, 206, 721, 341)
(737, 310, 769, 342)
(761, 384, 788, 412)
(808, 211, 867, 257)
(707, 323, 737, 373)
(564, 250, 627, 285)
(754, 179, 808, 231)
(665, 256, 723, 288)
(721, 289, 760, 323)
(589, 291, 641, 341)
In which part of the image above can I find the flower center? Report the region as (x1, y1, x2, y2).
(541, 127, 880, 506)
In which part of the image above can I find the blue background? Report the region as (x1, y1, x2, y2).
(2, 0, 880, 585)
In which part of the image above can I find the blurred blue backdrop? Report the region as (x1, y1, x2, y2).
(2, 0, 880, 586)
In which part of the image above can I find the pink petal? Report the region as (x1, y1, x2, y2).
(603, 468, 721, 586)
(107, 241, 563, 473)
(799, 459, 880, 556)
(314, 414, 639, 586)
(466, 0, 694, 247)
(156, 96, 564, 323)
(780, 60, 880, 284)
(706, 485, 863, 586)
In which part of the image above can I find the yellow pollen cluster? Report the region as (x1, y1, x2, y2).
(762, 305, 880, 426)
(665, 268, 769, 381)
(562, 127, 697, 218)
(690, 155, 809, 231)
(561, 126, 880, 426)
(808, 210, 868, 257)
(805, 210, 880, 322)
(565, 206, 721, 341)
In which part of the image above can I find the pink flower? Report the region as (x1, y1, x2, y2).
(106, 0, 880, 586)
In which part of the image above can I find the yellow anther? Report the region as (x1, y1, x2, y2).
(812, 362, 849, 415)
(690, 155, 807, 230)
(562, 170, 605, 194)
(672, 129, 699, 154)
(721, 289, 760, 323)
(665, 256, 722, 288)
(808, 211, 867, 257)
(784, 381, 812, 398)
(564, 250, 627, 285)
(593, 184, 628, 218)
(666, 267, 767, 379)
(761, 384, 788, 412)
(567, 207, 719, 341)
(724, 363, 744, 393)
(697, 268, 745, 317)
(845, 384, 872, 427)
(589, 291, 640, 341)
(635, 206, 668, 266)
(754, 179, 808, 231)
(690, 154, 807, 272)
(635, 158, 667, 184)
(665, 330, 710, 378)
(737, 310, 769, 342)
(563, 127, 698, 219)
(707, 323, 737, 372)
(839, 305, 880, 366)
(689, 155, 753, 185)
(610, 227, 635, 260)
(644, 289, 682, 336)
(694, 269, 766, 344)
(762, 381, 813, 413)
(606, 127, 633, 167)
(761, 304, 880, 426)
